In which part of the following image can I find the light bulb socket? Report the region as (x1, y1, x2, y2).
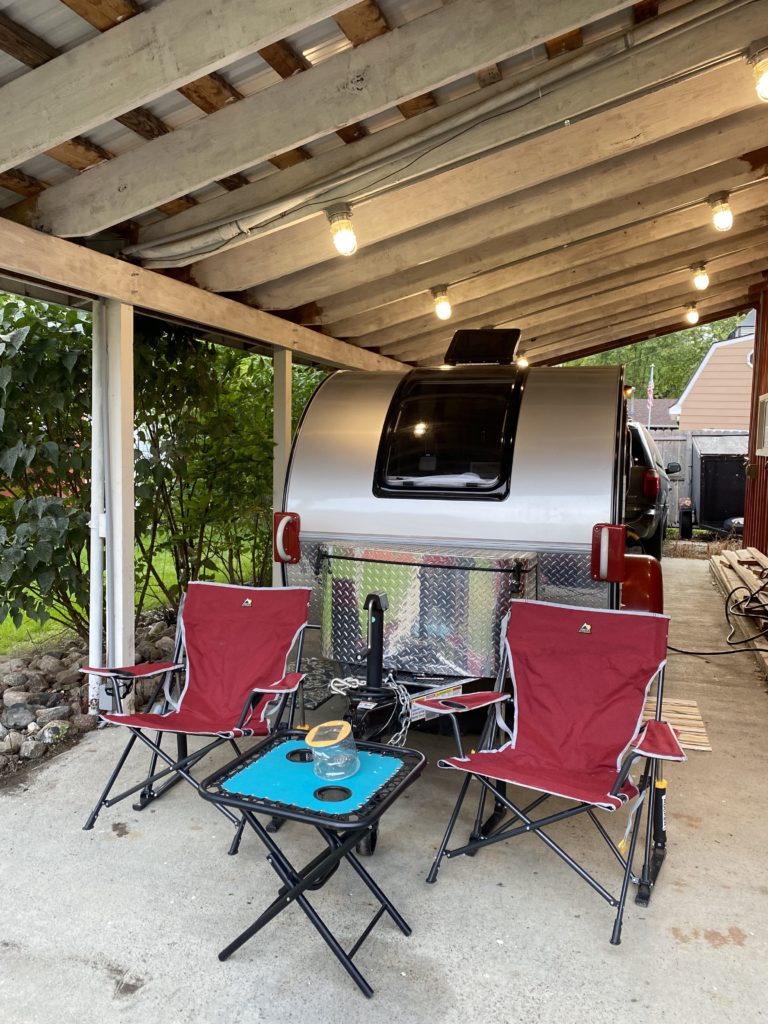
(326, 203, 353, 226)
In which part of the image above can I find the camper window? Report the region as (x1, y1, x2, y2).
(375, 378, 515, 499)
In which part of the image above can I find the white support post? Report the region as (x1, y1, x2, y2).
(87, 301, 107, 713)
(272, 348, 292, 588)
(104, 300, 135, 668)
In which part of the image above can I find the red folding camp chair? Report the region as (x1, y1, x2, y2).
(83, 583, 311, 833)
(419, 600, 685, 944)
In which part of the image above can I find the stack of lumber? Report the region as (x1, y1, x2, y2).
(709, 547, 768, 677)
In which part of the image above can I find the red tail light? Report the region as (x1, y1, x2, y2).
(642, 469, 660, 501)
(273, 512, 301, 564)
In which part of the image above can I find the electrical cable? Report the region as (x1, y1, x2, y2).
(667, 571, 768, 656)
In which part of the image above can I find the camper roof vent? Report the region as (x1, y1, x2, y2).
(443, 329, 521, 366)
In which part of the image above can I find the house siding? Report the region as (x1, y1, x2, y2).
(744, 290, 768, 554)
(678, 339, 754, 430)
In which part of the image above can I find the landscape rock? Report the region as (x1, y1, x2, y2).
(19, 738, 46, 760)
(155, 636, 175, 656)
(4, 703, 36, 730)
(1, 671, 28, 690)
(42, 690, 65, 708)
(36, 705, 72, 726)
(23, 672, 49, 694)
(3, 689, 31, 708)
(55, 668, 82, 689)
(135, 640, 157, 662)
(73, 713, 97, 732)
(0, 754, 10, 770)
(147, 620, 169, 639)
(0, 731, 23, 754)
(37, 655, 65, 675)
(27, 722, 39, 734)
(37, 720, 71, 744)
(1, 658, 27, 673)
(64, 651, 86, 669)
(0, 723, 6, 741)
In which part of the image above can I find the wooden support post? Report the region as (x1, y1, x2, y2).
(272, 348, 292, 587)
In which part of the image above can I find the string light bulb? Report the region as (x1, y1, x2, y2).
(326, 204, 357, 256)
(692, 264, 710, 291)
(748, 41, 768, 102)
(685, 303, 700, 325)
(515, 356, 529, 369)
(707, 193, 733, 232)
(431, 285, 452, 321)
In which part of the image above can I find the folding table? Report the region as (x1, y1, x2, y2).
(199, 731, 425, 997)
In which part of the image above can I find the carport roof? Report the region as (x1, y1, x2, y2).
(0, 0, 766, 369)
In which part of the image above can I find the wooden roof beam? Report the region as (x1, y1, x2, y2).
(369, 242, 768, 358)
(187, 7, 765, 296)
(62, 1, 310, 181)
(12, 0, 629, 235)
(0, 218, 405, 371)
(0, 0, 357, 174)
(521, 279, 766, 359)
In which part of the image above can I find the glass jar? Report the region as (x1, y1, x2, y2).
(305, 720, 360, 781)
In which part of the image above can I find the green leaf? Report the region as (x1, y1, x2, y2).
(40, 441, 60, 466)
(37, 568, 55, 594)
(0, 441, 23, 476)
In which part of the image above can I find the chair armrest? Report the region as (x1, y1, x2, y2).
(611, 720, 687, 796)
(251, 672, 305, 694)
(632, 720, 687, 762)
(80, 662, 183, 679)
(413, 692, 510, 715)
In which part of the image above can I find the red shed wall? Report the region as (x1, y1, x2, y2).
(744, 289, 768, 553)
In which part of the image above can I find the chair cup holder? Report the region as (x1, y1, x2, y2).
(286, 747, 313, 763)
(313, 785, 353, 802)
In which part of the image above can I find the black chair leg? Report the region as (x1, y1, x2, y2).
(611, 790, 646, 945)
(427, 773, 472, 883)
(82, 732, 139, 830)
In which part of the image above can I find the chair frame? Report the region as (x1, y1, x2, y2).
(83, 585, 309, 834)
(421, 606, 682, 945)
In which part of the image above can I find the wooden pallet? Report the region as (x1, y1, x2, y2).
(643, 697, 711, 751)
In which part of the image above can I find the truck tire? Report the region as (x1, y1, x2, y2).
(643, 515, 665, 561)
(679, 508, 693, 540)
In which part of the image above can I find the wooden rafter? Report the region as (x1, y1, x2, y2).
(0, 169, 47, 199)
(0, 6, 189, 212)
(545, 28, 584, 58)
(0, 217, 406, 372)
(333, 0, 438, 122)
(0, 0, 355, 174)
(17, 0, 630, 237)
(0, 12, 58, 66)
(59, 0, 139, 32)
(66, 2, 311, 174)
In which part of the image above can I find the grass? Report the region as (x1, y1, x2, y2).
(0, 546, 229, 657)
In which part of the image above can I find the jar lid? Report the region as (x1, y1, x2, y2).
(306, 720, 352, 748)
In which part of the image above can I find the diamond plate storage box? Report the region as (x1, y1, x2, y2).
(317, 543, 537, 679)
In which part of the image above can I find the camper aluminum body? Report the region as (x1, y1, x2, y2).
(280, 362, 626, 681)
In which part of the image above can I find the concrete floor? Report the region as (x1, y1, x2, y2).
(1, 559, 766, 1024)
